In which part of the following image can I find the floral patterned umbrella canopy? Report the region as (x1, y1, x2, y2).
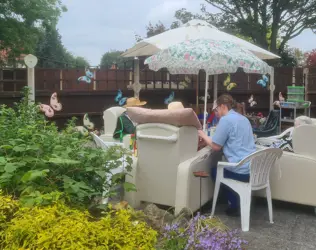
(144, 39, 272, 130)
(144, 39, 272, 75)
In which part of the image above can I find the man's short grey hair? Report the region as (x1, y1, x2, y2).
(295, 116, 313, 126)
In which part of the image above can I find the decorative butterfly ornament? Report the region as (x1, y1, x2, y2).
(257, 75, 269, 88)
(248, 94, 257, 107)
(199, 92, 210, 102)
(164, 91, 175, 105)
(223, 74, 237, 91)
(39, 92, 62, 117)
(115, 90, 128, 106)
(78, 69, 94, 84)
(75, 114, 95, 136)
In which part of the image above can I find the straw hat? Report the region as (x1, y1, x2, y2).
(124, 97, 147, 107)
(168, 101, 184, 110)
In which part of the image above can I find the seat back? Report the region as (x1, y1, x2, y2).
(103, 107, 126, 135)
(136, 123, 198, 206)
(263, 110, 280, 130)
(310, 118, 316, 125)
(239, 148, 283, 189)
(292, 124, 316, 159)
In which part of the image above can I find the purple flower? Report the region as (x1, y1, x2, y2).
(160, 213, 247, 250)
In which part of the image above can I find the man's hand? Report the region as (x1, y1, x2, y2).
(198, 130, 212, 146)
(198, 129, 222, 151)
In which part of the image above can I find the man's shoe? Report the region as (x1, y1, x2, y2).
(225, 207, 240, 217)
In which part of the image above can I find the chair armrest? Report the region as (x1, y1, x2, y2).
(256, 137, 276, 145)
(254, 127, 278, 138)
(175, 147, 213, 214)
(256, 127, 293, 144)
(217, 161, 238, 168)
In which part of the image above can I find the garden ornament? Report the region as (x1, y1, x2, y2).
(39, 92, 62, 118)
(257, 74, 269, 88)
(223, 74, 237, 91)
(199, 92, 210, 102)
(164, 91, 175, 105)
(132, 81, 142, 99)
(248, 94, 257, 107)
(75, 113, 95, 136)
(78, 68, 94, 84)
(24, 54, 38, 68)
(115, 90, 128, 106)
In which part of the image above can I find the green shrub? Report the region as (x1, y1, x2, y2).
(0, 88, 134, 207)
(0, 191, 19, 228)
(0, 193, 157, 250)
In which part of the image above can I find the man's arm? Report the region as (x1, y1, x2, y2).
(199, 118, 230, 151)
(198, 130, 223, 151)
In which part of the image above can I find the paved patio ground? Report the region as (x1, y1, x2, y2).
(205, 199, 316, 250)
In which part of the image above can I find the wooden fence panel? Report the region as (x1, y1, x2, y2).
(35, 69, 60, 91)
(1, 66, 316, 129)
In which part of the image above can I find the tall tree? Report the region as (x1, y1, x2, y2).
(100, 50, 132, 69)
(35, 24, 89, 68)
(146, 22, 167, 38)
(135, 21, 168, 42)
(306, 49, 316, 67)
(0, 0, 66, 58)
(198, 0, 316, 53)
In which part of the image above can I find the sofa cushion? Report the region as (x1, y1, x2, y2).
(292, 124, 316, 159)
(127, 107, 202, 129)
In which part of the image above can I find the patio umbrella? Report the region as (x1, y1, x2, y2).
(144, 38, 272, 130)
(122, 20, 279, 60)
(122, 20, 278, 113)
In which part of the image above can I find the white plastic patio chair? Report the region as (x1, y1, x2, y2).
(90, 132, 126, 204)
(210, 148, 283, 232)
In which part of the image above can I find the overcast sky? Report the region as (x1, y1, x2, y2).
(58, 0, 315, 65)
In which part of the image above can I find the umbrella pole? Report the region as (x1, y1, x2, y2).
(196, 77, 199, 113)
(203, 74, 209, 131)
(213, 75, 218, 100)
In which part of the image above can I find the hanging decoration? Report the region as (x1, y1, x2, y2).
(164, 91, 175, 105)
(78, 69, 94, 84)
(223, 74, 237, 91)
(115, 90, 128, 106)
(248, 94, 257, 107)
(199, 92, 210, 102)
(75, 114, 95, 136)
(256, 75, 269, 88)
(39, 92, 62, 118)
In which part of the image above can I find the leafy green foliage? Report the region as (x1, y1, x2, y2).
(0, 0, 66, 62)
(100, 50, 132, 69)
(0, 194, 157, 250)
(173, 0, 316, 52)
(0, 191, 19, 228)
(35, 24, 90, 68)
(0, 87, 133, 207)
(306, 49, 316, 67)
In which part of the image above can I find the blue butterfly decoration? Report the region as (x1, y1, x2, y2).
(115, 90, 127, 106)
(78, 69, 94, 84)
(164, 91, 175, 105)
(257, 75, 269, 88)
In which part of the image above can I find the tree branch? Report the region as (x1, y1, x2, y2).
(205, 0, 245, 19)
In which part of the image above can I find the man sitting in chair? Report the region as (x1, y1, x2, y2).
(198, 94, 256, 217)
(256, 116, 312, 152)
